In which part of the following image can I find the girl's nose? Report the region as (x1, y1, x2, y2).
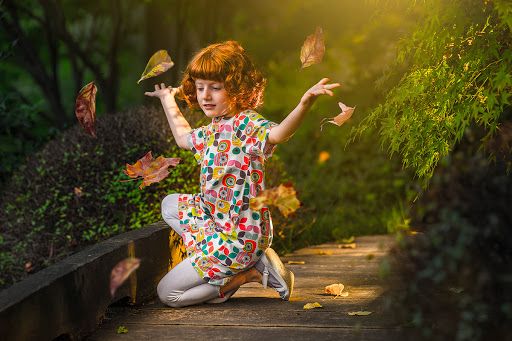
(200, 88, 211, 100)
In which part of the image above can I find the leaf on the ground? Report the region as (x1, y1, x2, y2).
(449, 287, 464, 294)
(117, 326, 128, 334)
(339, 243, 356, 249)
(285, 261, 306, 265)
(348, 311, 372, 316)
(320, 102, 356, 130)
(317, 151, 330, 163)
(122, 151, 180, 189)
(314, 250, 332, 255)
(75, 81, 98, 138)
(300, 26, 325, 71)
(249, 182, 302, 217)
(366, 253, 375, 260)
(303, 302, 323, 309)
(110, 258, 141, 296)
(325, 283, 344, 296)
(138, 50, 174, 83)
(339, 236, 355, 244)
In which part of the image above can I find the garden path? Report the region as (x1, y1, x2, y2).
(87, 235, 398, 340)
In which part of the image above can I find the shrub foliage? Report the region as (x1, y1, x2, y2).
(354, 0, 512, 181)
(0, 106, 203, 289)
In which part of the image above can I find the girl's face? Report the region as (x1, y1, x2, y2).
(195, 79, 235, 118)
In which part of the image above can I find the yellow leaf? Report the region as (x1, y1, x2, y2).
(348, 311, 372, 316)
(300, 27, 325, 71)
(249, 182, 301, 217)
(138, 50, 174, 84)
(325, 283, 344, 296)
(317, 151, 331, 163)
(285, 261, 306, 265)
(339, 243, 356, 249)
(303, 302, 323, 309)
(314, 250, 332, 255)
(339, 236, 355, 244)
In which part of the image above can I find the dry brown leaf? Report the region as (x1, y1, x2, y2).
(339, 243, 356, 249)
(320, 102, 356, 130)
(75, 81, 98, 138)
(249, 182, 302, 217)
(299, 26, 325, 71)
(122, 151, 180, 189)
(314, 250, 332, 255)
(110, 258, 141, 296)
(303, 302, 323, 309)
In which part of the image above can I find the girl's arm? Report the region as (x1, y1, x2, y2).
(268, 78, 340, 144)
(145, 83, 192, 150)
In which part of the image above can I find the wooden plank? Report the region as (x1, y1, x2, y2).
(88, 324, 399, 341)
(88, 235, 400, 340)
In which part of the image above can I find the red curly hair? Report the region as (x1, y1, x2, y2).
(178, 41, 266, 112)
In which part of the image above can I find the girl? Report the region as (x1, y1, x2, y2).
(146, 41, 339, 308)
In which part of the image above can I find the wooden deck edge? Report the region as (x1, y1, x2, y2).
(0, 221, 173, 341)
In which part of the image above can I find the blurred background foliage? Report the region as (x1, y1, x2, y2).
(1, 0, 419, 288)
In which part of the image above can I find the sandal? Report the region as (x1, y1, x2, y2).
(255, 247, 294, 300)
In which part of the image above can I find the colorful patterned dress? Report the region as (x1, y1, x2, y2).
(178, 110, 278, 285)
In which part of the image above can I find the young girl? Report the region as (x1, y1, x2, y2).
(146, 41, 339, 308)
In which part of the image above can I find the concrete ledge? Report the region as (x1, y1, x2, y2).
(0, 221, 178, 341)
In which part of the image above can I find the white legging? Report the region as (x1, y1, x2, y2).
(157, 194, 221, 308)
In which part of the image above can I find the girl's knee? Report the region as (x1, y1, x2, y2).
(157, 281, 184, 308)
(161, 194, 180, 220)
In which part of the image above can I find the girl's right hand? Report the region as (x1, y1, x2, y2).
(145, 83, 180, 100)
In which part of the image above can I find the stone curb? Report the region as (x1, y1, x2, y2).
(0, 221, 172, 341)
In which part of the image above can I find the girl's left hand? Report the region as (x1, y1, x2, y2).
(300, 78, 340, 108)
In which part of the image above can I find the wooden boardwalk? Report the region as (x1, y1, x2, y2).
(87, 235, 399, 340)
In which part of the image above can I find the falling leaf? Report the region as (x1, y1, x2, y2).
(110, 258, 141, 296)
(74, 187, 82, 198)
(339, 243, 356, 249)
(75, 81, 98, 138)
(320, 102, 356, 130)
(117, 326, 128, 334)
(325, 283, 344, 296)
(300, 26, 325, 71)
(317, 151, 330, 163)
(249, 182, 302, 217)
(303, 302, 323, 309)
(25, 262, 33, 273)
(314, 250, 332, 255)
(285, 261, 306, 265)
(122, 151, 180, 189)
(348, 311, 372, 316)
(366, 253, 375, 260)
(138, 50, 175, 84)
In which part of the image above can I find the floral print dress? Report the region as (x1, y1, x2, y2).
(178, 110, 278, 285)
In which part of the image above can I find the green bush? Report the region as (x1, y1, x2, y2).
(0, 105, 295, 290)
(386, 127, 512, 340)
(0, 105, 203, 289)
